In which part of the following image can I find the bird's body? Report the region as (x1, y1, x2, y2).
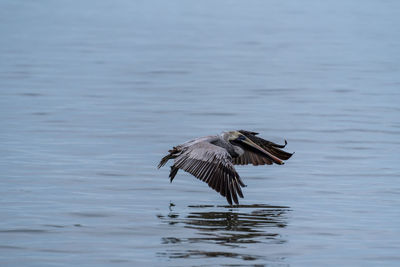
(158, 130, 293, 205)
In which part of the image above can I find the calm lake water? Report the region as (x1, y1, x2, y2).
(1, 1, 400, 266)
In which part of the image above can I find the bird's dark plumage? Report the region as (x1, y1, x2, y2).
(158, 130, 293, 205)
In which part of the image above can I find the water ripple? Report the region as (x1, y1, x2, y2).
(157, 204, 290, 261)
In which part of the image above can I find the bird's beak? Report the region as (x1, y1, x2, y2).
(237, 136, 284, 165)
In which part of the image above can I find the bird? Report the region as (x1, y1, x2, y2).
(158, 130, 293, 205)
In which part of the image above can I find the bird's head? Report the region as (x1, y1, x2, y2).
(221, 130, 284, 165)
(221, 130, 245, 143)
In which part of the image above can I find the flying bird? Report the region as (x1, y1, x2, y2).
(158, 130, 293, 205)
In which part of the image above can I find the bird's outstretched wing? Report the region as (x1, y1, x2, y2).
(171, 141, 245, 205)
(233, 130, 293, 166)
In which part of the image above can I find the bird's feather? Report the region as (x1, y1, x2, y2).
(233, 130, 293, 166)
(172, 141, 244, 205)
(158, 130, 293, 205)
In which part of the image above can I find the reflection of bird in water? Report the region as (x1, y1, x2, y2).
(157, 204, 290, 260)
(158, 130, 293, 205)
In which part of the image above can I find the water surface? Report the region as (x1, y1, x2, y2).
(1, 0, 400, 266)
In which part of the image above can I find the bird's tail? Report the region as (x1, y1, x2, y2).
(158, 154, 173, 168)
(158, 147, 180, 168)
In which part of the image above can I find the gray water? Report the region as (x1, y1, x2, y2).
(1, 1, 400, 266)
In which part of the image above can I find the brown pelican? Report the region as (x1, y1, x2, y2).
(158, 130, 293, 205)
